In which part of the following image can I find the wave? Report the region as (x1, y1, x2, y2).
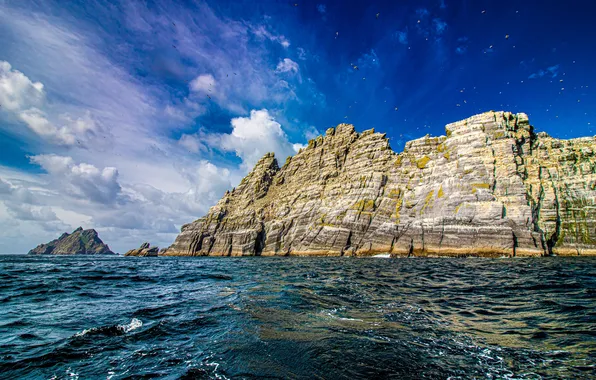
(1, 255, 594, 379)
(74, 318, 142, 338)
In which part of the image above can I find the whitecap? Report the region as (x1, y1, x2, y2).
(372, 253, 391, 258)
(336, 316, 364, 321)
(74, 328, 92, 337)
(74, 318, 142, 337)
(119, 318, 142, 333)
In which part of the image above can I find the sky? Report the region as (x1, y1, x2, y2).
(0, 0, 594, 253)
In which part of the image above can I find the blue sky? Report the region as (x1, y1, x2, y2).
(0, 0, 594, 253)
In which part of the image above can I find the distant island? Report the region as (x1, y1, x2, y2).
(160, 111, 596, 257)
(124, 242, 160, 257)
(28, 227, 115, 255)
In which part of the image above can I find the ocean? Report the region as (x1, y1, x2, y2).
(0, 255, 594, 379)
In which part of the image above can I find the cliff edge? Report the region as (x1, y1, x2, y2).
(164, 111, 596, 257)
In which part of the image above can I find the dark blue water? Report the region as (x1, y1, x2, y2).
(0, 256, 594, 379)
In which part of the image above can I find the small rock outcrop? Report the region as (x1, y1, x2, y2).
(28, 227, 115, 255)
(163, 111, 596, 257)
(124, 242, 159, 257)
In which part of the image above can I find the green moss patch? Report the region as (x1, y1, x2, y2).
(471, 183, 490, 194)
(416, 156, 431, 169)
(351, 199, 375, 212)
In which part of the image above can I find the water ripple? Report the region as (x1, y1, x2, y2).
(0, 255, 594, 379)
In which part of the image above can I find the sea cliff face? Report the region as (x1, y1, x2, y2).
(164, 111, 596, 257)
(28, 227, 115, 255)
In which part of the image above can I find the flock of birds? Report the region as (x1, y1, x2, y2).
(162, 5, 591, 133)
(338, 8, 513, 119)
(166, 5, 514, 119)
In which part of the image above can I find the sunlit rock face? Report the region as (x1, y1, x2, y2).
(164, 111, 596, 257)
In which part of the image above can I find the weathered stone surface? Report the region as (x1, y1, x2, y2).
(164, 111, 596, 257)
(28, 227, 115, 255)
(124, 242, 159, 257)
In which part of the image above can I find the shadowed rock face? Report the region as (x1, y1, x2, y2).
(163, 111, 596, 257)
(28, 227, 115, 255)
(124, 242, 159, 257)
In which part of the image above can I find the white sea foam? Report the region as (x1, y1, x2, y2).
(120, 318, 143, 332)
(74, 318, 142, 337)
(50, 367, 79, 380)
(74, 328, 92, 337)
(372, 253, 391, 258)
(321, 308, 364, 322)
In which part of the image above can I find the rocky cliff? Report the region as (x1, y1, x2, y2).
(124, 242, 159, 257)
(164, 111, 596, 257)
(28, 227, 115, 255)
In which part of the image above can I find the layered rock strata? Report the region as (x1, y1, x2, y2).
(164, 111, 596, 257)
(124, 242, 159, 257)
(28, 227, 115, 255)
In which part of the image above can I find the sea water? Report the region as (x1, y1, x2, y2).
(0, 255, 594, 379)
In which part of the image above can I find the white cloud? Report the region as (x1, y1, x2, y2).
(304, 125, 320, 140)
(4, 202, 57, 222)
(251, 25, 290, 48)
(18, 108, 85, 145)
(290, 125, 318, 153)
(1, 61, 100, 145)
(186, 73, 247, 114)
(164, 105, 187, 120)
(90, 160, 232, 232)
(30, 154, 122, 204)
(181, 161, 232, 205)
(28, 155, 75, 175)
(0, 178, 12, 193)
(0, 154, 234, 253)
(59, 112, 97, 136)
(292, 143, 306, 152)
(276, 58, 299, 74)
(0, 11, 154, 133)
(18, 108, 55, 137)
(0, 60, 44, 111)
(190, 74, 216, 93)
(0, 173, 72, 252)
(0, 2, 319, 253)
(207, 109, 297, 171)
(164, 100, 207, 124)
(178, 133, 206, 153)
(0, 176, 55, 222)
(120, 2, 318, 119)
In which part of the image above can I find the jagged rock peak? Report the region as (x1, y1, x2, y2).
(163, 111, 596, 258)
(28, 227, 114, 255)
(124, 242, 159, 257)
(232, 152, 280, 202)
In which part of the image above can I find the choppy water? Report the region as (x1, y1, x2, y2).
(0, 256, 594, 379)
